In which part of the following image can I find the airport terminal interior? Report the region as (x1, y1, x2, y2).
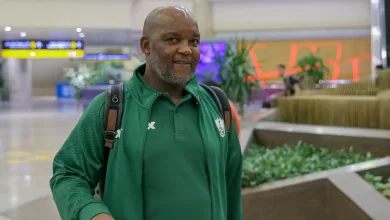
(1, 0, 390, 219)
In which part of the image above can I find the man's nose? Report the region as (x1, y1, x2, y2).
(177, 41, 192, 55)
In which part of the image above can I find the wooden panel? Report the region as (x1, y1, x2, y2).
(243, 179, 371, 220)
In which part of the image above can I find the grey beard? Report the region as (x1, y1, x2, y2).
(149, 50, 194, 87)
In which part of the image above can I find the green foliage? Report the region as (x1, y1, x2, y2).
(364, 173, 390, 199)
(295, 52, 330, 84)
(65, 61, 125, 100)
(216, 40, 260, 114)
(242, 142, 375, 188)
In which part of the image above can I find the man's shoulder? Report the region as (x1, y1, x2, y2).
(197, 84, 220, 102)
(83, 92, 106, 116)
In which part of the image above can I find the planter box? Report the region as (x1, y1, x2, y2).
(242, 121, 390, 220)
(243, 158, 390, 220)
(252, 122, 390, 157)
(356, 163, 390, 202)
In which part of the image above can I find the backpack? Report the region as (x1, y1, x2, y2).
(98, 82, 232, 195)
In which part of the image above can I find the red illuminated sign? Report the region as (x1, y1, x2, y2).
(248, 41, 371, 85)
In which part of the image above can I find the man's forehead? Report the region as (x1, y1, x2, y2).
(156, 6, 196, 25)
(159, 5, 192, 17)
(143, 5, 198, 37)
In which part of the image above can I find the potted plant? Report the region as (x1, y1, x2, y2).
(364, 173, 390, 199)
(216, 40, 260, 116)
(65, 61, 125, 100)
(295, 52, 329, 90)
(242, 142, 375, 188)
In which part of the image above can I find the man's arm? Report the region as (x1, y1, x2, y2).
(50, 93, 113, 220)
(226, 120, 243, 220)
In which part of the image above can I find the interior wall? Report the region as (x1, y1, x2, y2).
(0, 0, 132, 29)
(31, 59, 75, 96)
(30, 37, 371, 96)
(212, 0, 370, 31)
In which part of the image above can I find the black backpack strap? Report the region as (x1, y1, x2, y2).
(103, 82, 124, 148)
(200, 84, 232, 133)
(99, 82, 124, 195)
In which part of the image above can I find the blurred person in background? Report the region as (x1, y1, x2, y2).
(50, 5, 242, 220)
(203, 80, 241, 136)
(264, 64, 301, 108)
(375, 64, 384, 86)
(278, 64, 301, 96)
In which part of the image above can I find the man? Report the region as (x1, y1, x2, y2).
(278, 64, 300, 96)
(203, 80, 241, 136)
(50, 5, 242, 220)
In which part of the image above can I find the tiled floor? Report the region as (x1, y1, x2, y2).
(0, 98, 260, 220)
(0, 99, 81, 220)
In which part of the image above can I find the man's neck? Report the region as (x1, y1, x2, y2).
(143, 66, 185, 103)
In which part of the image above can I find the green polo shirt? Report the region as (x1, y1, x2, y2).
(142, 88, 212, 220)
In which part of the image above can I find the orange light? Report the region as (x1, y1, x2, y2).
(344, 54, 371, 82)
(248, 40, 370, 83)
(249, 43, 268, 85)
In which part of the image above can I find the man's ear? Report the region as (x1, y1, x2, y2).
(140, 35, 150, 55)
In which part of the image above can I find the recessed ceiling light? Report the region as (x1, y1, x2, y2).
(5, 26, 11, 31)
(20, 32, 26, 37)
(79, 33, 85, 38)
(76, 28, 82, 32)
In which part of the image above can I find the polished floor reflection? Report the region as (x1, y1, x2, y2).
(0, 98, 260, 220)
(0, 99, 81, 220)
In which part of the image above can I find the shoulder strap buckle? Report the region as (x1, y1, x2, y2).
(104, 130, 116, 141)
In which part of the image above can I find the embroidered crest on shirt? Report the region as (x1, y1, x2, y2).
(215, 118, 225, 137)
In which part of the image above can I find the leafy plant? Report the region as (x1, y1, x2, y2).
(364, 173, 390, 199)
(65, 61, 125, 100)
(242, 142, 375, 188)
(216, 40, 260, 115)
(295, 52, 330, 89)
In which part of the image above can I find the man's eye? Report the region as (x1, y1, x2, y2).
(191, 39, 200, 46)
(167, 38, 179, 44)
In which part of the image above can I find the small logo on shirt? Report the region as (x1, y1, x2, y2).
(147, 121, 156, 130)
(115, 129, 122, 139)
(215, 118, 225, 137)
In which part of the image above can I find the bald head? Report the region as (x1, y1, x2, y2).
(139, 6, 201, 88)
(142, 6, 197, 36)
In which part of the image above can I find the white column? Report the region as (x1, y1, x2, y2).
(3, 59, 32, 103)
(371, 0, 387, 80)
(192, 0, 214, 38)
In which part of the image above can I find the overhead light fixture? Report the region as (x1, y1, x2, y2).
(4, 26, 11, 31)
(381, 49, 387, 59)
(76, 28, 82, 32)
(372, 26, 381, 38)
(20, 32, 26, 37)
(79, 33, 85, 38)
